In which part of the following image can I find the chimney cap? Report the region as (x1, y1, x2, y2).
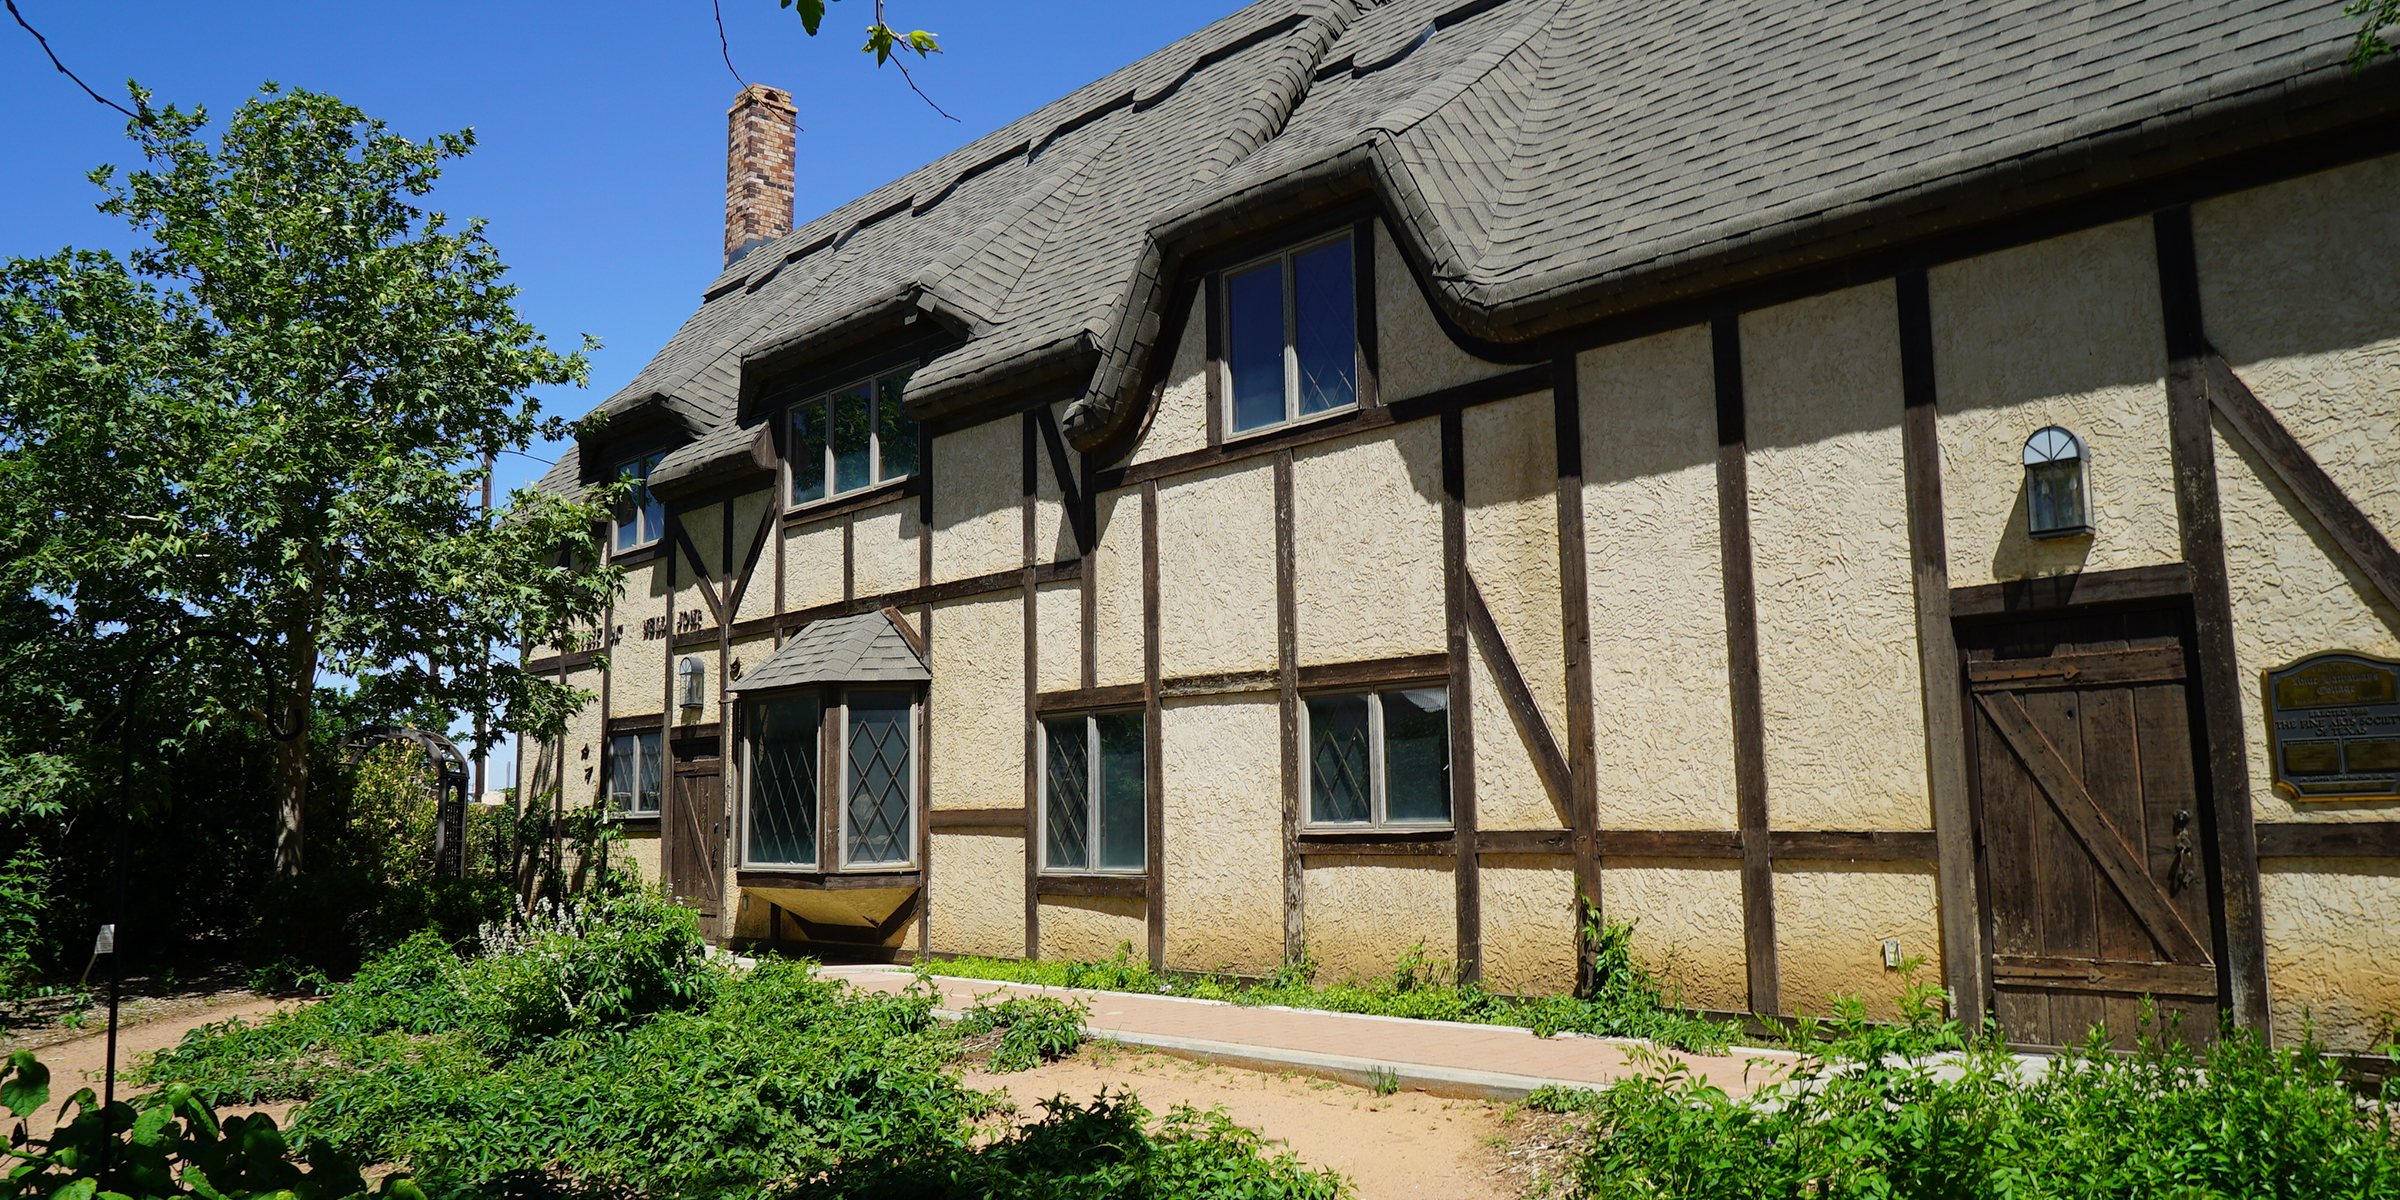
(730, 84, 797, 115)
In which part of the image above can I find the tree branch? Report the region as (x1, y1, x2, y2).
(714, 0, 746, 86)
(5, 0, 141, 121)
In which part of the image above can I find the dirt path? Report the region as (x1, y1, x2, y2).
(6, 994, 302, 1141)
(961, 1042, 1587, 1200)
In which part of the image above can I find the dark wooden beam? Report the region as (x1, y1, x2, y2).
(1142, 478, 1166, 971)
(1770, 830, 1940, 862)
(2202, 350, 2400, 616)
(737, 868, 923, 891)
(1948, 563, 2193, 619)
(1354, 218, 1381, 410)
(1713, 314, 1780, 1017)
(778, 476, 914, 529)
(2255, 821, 2400, 858)
(1276, 450, 1305, 967)
(927, 806, 1028, 830)
(1896, 268, 1989, 1027)
(1034, 404, 1094, 555)
(1037, 874, 1150, 899)
(2155, 206, 2271, 1032)
(1551, 353, 1603, 987)
(1442, 410, 1483, 983)
(1461, 571, 1576, 825)
(1477, 828, 1574, 856)
(1022, 411, 1042, 960)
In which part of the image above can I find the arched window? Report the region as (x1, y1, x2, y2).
(2023, 426, 2091, 539)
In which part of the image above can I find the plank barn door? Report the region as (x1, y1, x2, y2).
(667, 744, 726, 941)
(1961, 605, 2222, 1047)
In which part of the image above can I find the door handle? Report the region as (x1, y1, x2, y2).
(2170, 809, 2198, 892)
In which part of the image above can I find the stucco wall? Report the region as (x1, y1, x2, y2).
(1302, 857, 1455, 984)
(782, 520, 845, 613)
(1291, 421, 1445, 666)
(1036, 581, 1083, 694)
(1161, 697, 1285, 974)
(1375, 221, 1512, 399)
(933, 415, 1021, 583)
(607, 571, 667, 719)
(928, 595, 1022, 812)
(1774, 862, 1942, 1019)
(853, 497, 923, 600)
(1092, 489, 1144, 688)
(929, 830, 1027, 958)
(615, 829, 663, 893)
(1579, 327, 1738, 829)
(561, 667, 609, 809)
(727, 633, 777, 704)
(1603, 861, 1747, 1013)
(1034, 401, 1078, 565)
(1156, 462, 1277, 677)
(729, 490, 779, 624)
(1477, 857, 1578, 995)
(1465, 391, 1568, 832)
(1743, 282, 1930, 831)
(1040, 895, 1147, 962)
(2259, 859, 2400, 1050)
(1930, 218, 2180, 588)
(1132, 282, 1212, 467)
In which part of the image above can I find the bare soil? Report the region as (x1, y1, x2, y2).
(3, 988, 304, 1142)
(960, 1041, 1591, 1200)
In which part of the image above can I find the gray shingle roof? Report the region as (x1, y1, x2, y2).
(732, 610, 931, 692)
(554, 0, 2397, 489)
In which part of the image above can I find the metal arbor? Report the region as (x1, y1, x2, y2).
(342, 725, 473, 877)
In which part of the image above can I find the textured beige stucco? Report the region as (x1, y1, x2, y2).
(614, 830, 662, 893)
(1156, 463, 1277, 677)
(1579, 327, 1738, 829)
(1133, 283, 1212, 467)
(1477, 858, 1578, 995)
(2191, 155, 2400, 829)
(1375, 221, 1511, 399)
(1930, 219, 2180, 587)
(730, 490, 779, 624)
(933, 415, 1022, 583)
(1292, 421, 1445, 666)
(853, 497, 923, 599)
(782, 519, 845, 612)
(1471, 644, 1567, 832)
(1743, 283, 1931, 831)
(1161, 697, 1285, 974)
(1466, 391, 1566, 737)
(1773, 862, 1942, 1019)
(1036, 581, 1083, 694)
(929, 830, 1028, 958)
(1040, 895, 1147, 962)
(1302, 857, 1456, 984)
(606, 592, 667, 719)
(726, 634, 776, 721)
(562, 670, 609, 807)
(1603, 861, 1748, 1013)
(2260, 860, 2400, 1050)
(1091, 490, 1144, 688)
(928, 596, 1023, 812)
(1034, 401, 1078, 565)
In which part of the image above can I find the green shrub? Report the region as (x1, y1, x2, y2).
(952, 994, 1088, 1072)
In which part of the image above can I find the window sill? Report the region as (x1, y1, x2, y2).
(1223, 403, 1360, 449)
(783, 477, 913, 526)
(1296, 829, 1455, 856)
(610, 814, 662, 832)
(737, 868, 921, 890)
(610, 541, 666, 566)
(1034, 874, 1149, 899)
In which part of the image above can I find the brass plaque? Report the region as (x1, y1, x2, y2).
(2265, 652, 2400, 802)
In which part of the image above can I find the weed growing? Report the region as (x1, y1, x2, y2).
(925, 912, 1735, 1053)
(951, 993, 1088, 1072)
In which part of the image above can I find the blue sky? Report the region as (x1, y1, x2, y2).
(3, 0, 1246, 781)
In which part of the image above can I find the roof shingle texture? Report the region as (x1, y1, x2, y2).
(732, 611, 931, 692)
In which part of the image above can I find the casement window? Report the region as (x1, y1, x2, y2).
(738, 688, 919, 870)
(1303, 687, 1450, 829)
(605, 729, 664, 815)
(788, 370, 919, 507)
(612, 452, 667, 552)
(1041, 711, 1146, 873)
(1223, 232, 1357, 435)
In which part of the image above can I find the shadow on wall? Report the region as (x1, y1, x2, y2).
(1989, 482, 2094, 581)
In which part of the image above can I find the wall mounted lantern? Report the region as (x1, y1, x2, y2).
(678, 656, 707, 711)
(2023, 425, 2092, 540)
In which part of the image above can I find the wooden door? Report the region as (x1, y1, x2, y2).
(1961, 606, 2221, 1048)
(667, 749, 726, 941)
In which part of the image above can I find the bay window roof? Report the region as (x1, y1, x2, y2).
(733, 609, 930, 693)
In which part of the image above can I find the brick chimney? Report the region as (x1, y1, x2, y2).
(725, 84, 797, 265)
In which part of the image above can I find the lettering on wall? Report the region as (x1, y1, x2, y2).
(643, 610, 706, 640)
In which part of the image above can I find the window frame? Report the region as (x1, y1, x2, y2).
(1038, 708, 1148, 876)
(604, 727, 664, 817)
(611, 451, 667, 552)
(784, 368, 919, 510)
(835, 688, 919, 870)
(1299, 686, 1452, 832)
(1217, 230, 1359, 438)
(738, 692, 821, 870)
(735, 686, 923, 873)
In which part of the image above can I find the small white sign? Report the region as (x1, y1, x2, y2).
(93, 924, 116, 955)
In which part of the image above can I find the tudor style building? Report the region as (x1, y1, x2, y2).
(524, 0, 2400, 1050)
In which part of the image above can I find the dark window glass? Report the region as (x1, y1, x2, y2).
(636, 731, 662, 813)
(1226, 263, 1285, 433)
(748, 695, 819, 865)
(614, 453, 665, 551)
(831, 384, 873, 495)
(790, 400, 827, 505)
(1307, 694, 1372, 824)
(607, 734, 637, 808)
(1292, 238, 1356, 416)
(1095, 712, 1146, 870)
(877, 375, 918, 482)
(1382, 689, 1450, 823)
(845, 691, 912, 864)
(1043, 718, 1089, 871)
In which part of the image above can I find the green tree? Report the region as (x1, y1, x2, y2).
(2353, 0, 2400, 68)
(0, 85, 619, 877)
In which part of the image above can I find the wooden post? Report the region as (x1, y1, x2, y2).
(1441, 411, 1482, 983)
(1022, 411, 1042, 959)
(1142, 479, 1166, 971)
(1552, 354, 1602, 987)
(1713, 315, 1780, 1017)
(1276, 450, 1304, 965)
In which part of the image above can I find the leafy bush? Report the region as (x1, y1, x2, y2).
(927, 915, 1733, 1054)
(952, 994, 1088, 1072)
(1565, 982, 2400, 1199)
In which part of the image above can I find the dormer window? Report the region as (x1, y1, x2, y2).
(612, 451, 666, 552)
(789, 370, 919, 507)
(1224, 232, 1357, 435)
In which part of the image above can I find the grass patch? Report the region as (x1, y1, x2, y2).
(119, 890, 1349, 1199)
(922, 914, 1735, 1053)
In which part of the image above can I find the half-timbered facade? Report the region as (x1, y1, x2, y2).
(524, 0, 2400, 1049)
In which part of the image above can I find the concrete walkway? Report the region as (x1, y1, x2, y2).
(821, 966, 1799, 1101)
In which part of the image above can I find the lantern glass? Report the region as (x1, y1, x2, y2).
(678, 656, 706, 709)
(2023, 426, 2091, 539)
